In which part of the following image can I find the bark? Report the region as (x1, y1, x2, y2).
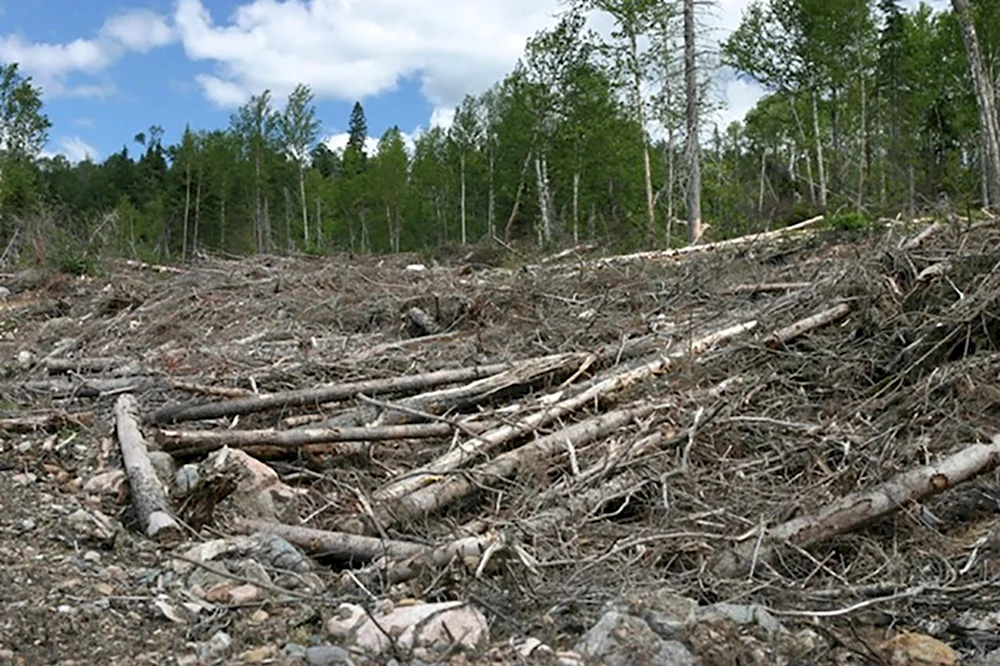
(504, 151, 532, 242)
(375, 320, 758, 503)
(299, 166, 308, 244)
(114, 394, 182, 543)
(764, 303, 852, 348)
(182, 164, 191, 261)
(713, 435, 1000, 578)
(155, 420, 494, 456)
(460, 153, 467, 245)
(150, 364, 512, 424)
(953, 0, 1000, 207)
(589, 215, 825, 267)
(374, 404, 658, 530)
(684, 0, 703, 244)
(572, 171, 581, 245)
(811, 88, 828, 209)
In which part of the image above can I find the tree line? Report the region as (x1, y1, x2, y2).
(0, 0, 997, 269)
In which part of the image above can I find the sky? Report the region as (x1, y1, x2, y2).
(0, 0, 946, 164)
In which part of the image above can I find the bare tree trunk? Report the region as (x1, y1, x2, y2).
(182, 165, 191, 261)
(788, 98, 816, 203)
(810, 87, 828, 209)
(856, 54, 867, 212)
(572, 171, 581, 244)
(684, 0, 703, 244)
(460, 153, 467, 245)
(487, 145, 496, 238)
(954, 0, 1000, 207)
(504, 151, 532, 243)
(299, 167, 308, 245)
(628, 32, 656, 247)
(193, 165, 202, 255)
(758, 148, 767, 214)
(535, 156, 553, 246)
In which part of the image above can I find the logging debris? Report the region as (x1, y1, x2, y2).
(5, 219, 1000, 663)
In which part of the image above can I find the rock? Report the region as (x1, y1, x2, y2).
(16, 350, 34, 369)
(326, 600, 488, 656)
(880, 632, 958, 666)
(84, 470, 127, 503)
(305, 645, 355, 665)
(228, 584, 260, 604)
(575, 611, 695, 666)
(173, 464, 200, 497)
(147, 451, 176, 487)
(241, 645, 278, 663)
(250, 609, 269, 624)
(252, 532, 312, 574)
(66, 508, 120, 545)
(206, 631, 232, 658)
(200, 447, 303, 521)
(697, 603, 783, 636)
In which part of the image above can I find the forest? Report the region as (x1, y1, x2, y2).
(0, 0, 998, 268)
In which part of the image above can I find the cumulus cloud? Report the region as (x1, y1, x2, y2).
(323, 129, 417, 156)
(41, 136, 101, 163)
(0, 8, 177, 97)
(173, 0, 561, 109)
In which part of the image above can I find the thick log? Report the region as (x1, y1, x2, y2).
(149, 363, 510, 425)
(156, 420, 494, 455)
(374, 403, 659, 530)
(114, 394, 182, 543)
(375, 320, 758, 502)
(712, 435, 1000, 578)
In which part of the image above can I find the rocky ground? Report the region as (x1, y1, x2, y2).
(3, 218, 1000, 665)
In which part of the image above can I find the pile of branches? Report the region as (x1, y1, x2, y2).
(6, 215, 1000, 641)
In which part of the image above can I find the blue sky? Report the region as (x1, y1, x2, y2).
(0, 0, 944, 164)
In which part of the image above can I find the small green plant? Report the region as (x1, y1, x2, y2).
(823, 211, 871, 232)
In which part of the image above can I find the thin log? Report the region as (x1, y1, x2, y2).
(156, 420, 494, 455)
(44, 357, 132, 375)
(22, 375, 161, 398)
(405, 306, 439, 336)
(590, 216, 824, 267)
(375, 320, 757, 502)
(169, 380, 258, 399)
(374, 403, 659, 530)
(114, 394, 182, 544)
(764, 303, 852, 349)
(0, 410, 94, 432)
(712, 434, 1000, 578)
(722, 282, 812, 295)
(149, 363, 510, 425)
(236, 519, 497, 584)
(899, 222, 943, 251)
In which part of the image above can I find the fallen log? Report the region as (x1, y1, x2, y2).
(375, 320, 758, 502)
(44, 356, 133, 375)
(21, 375, 162, 398)
(722, 282, 812, 296)
(237, 519, 502, 584)
(712, 434, 1000, 578)
(764, 303, 852, 348)
(0, 410, 94, 432)
(149, 363, 511, 425)
(114, 394, 183, 543)
(169, 380, 258, 399)
(156, 420, 495, 455)
(591, 216, 824, 267)
(373, 403, 659, 530)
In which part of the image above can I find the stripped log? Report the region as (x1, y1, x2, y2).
(156, 420, 495, 455)
(114, 394, 183, 543)
(722, 282, 811, 295)
(375, 320, 758, 503)
(0, 410, 94, 432)
(22, 375, 161, 398)
(590, 216, 824, 267)
(238, 519, 501, 584)
(373, 403, 659, 530)
(764, 303, 852, 349)
(149, 363, 511, 425)
(44, 357, 133, 375)
(712, 434, 1000, 578)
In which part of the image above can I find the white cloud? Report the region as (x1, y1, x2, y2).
(173, 0, 562, 108)
(323, 129, 417, 156)
(0, 8, 176, 97)
(100, 9, 175, 53)
(429, 107, 456, 130)
(41, 136, 100, 164)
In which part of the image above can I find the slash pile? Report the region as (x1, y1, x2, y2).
(4, 215, 1000, 661)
